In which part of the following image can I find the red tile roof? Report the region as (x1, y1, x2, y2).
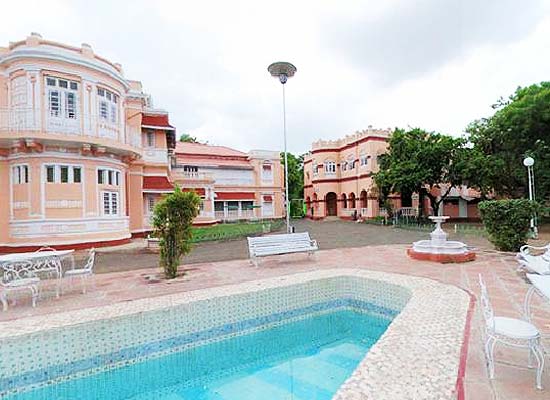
(215, 192, 256, 200)
(142, 114, 174, 130)
(143, 176, 173, 191)
(175, 142, 247, 157)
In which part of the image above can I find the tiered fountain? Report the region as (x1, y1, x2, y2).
(407, 216, 476, 263)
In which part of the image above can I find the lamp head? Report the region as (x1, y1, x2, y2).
(523, 157, 535, 167)
(268, 62, 296, 85)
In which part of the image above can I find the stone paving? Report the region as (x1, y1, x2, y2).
(92, 219, 491, 273)
(1, 242, 549, 399)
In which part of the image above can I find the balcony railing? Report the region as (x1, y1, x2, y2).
(142, 148, 168, 164)
(170, 169, 214, 181)
(0, 107, 141, 149)
(214, 209, 255, 221)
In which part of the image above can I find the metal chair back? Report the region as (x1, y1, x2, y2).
(478, 274, 495, 332)
(83, 248, 96, 273)
(1, 260, 36, 285)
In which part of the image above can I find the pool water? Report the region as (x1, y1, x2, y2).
(6, 309, 391, 400)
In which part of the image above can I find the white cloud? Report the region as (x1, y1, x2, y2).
(2, 0, 549, 153)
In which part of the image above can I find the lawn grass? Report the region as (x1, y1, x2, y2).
(191, 220, 284, 242)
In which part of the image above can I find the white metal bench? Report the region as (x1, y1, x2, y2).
(247, 232, 319, 267)
(146, 235, 160, 249)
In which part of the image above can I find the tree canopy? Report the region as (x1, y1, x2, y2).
(466, 82, 550, 202)
(374, 128, 467, 216)
(281, 152, 304, 201)
(179, 133, 199, 143)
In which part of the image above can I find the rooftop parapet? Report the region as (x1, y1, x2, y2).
(4, 33, 124, 75)
(311, 126, 392, 151)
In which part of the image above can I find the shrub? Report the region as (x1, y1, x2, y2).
(478, 199, 538, 251)
(152, 187, 201, 278)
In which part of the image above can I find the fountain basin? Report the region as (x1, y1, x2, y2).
(407, 216, 476, 263)
(407, 240, 476, 263)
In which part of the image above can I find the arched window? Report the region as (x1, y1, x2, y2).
(349, 192, 356, 209)
(347, 155, 355, 170)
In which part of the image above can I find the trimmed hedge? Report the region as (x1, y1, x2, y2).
(478, 199, 538, 251)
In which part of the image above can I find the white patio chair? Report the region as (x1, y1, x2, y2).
(64, 248, 95, 294)
(0, 260, 40, 311)
(478, 274, 545, 389)
(516, 244, 550, 275)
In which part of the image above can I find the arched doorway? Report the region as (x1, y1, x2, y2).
(325, 192, 337, 216)
(341, 193, 347, 209)
(360, 190, 368, 208)
(349, 192, 356, 209)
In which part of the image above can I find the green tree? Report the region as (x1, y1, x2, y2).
(467, 82, 550, 202)
(374, 128, 467, 216)
(281, 152, 304, 200)
(152, 187, 201, 279)
(179, 133, 198, 143)
(281, 152, 304, 217)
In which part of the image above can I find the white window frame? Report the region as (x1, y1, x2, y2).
(45, 77, 79, 120)
(11, 164, 29, 184)
(97, 167, 121, 186)
(43, 164, 83, 184)
(147, 195, 156, 214)
(146, 131, 155, 148)
(102, 191, 119, 216)
(324, 160, 336, 175)
(261, 161, 273, 182)
(97, 87, 119, 123)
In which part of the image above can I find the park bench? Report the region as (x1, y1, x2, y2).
(146, 235, 160, 249)
(247, 232, 319, 267)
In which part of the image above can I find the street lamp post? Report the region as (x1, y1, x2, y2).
(523, 156, 538, 238)
(268, 61, 297, 233)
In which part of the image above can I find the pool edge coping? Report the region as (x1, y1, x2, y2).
(0, 268, 471, 400)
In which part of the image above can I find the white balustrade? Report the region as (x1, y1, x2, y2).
(142, 148, 168, 163)
(0, 107, 129, 146)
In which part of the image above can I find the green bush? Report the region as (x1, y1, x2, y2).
(478, 199, 538, 251)
(152, 187, 201, 279)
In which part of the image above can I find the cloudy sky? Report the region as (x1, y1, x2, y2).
(2, 0, 549, 153)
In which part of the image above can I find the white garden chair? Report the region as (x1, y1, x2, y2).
(478, 274, 545, 389)
(0, 260, 40, 311)
(516, 244, 550, 275)
(64, 248, 95, 294)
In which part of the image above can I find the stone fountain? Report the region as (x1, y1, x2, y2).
(407, 216, 476, 263)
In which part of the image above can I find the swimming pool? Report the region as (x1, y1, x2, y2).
(0, 269, 470, 399)
(5, 309, 391, 400)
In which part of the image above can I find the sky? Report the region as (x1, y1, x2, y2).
(2, 0, 550, 154)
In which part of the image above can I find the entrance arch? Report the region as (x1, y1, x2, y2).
(360, 190, 368, 208)
(325, 192, 337, 216)
(349, 192, 356, 209)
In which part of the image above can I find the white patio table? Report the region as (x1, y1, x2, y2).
(524, 273, 550, 324)
(0, 250, 74, 297)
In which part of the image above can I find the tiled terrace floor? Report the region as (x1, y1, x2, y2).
(1, 244, 549, 399)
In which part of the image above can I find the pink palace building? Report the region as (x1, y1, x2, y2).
(303, 127, 481, 220)
(0, 34, 283, 251)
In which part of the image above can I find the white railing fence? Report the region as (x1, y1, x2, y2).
(0, 107, 142, 147)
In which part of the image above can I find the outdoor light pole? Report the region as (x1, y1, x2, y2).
(523, 156, 538, 238)
(268, 61, 297, 233)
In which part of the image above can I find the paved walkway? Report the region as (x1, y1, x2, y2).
(1, 242, 549, 399)
(93, 219, 491, 273)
